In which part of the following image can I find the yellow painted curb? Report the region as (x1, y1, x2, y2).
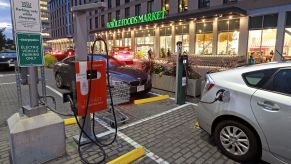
(64, 117, 78, 125)
(134, 95, 170, 105)
(107, 147, 145, 164)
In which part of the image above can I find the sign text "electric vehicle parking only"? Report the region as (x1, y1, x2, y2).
(16, 33, 44, 67)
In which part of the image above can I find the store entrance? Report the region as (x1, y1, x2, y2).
(136, 44, 154, 59)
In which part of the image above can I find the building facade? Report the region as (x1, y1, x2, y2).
(68, 0, 291, 66)
(47, 0, 74, 50)
(40, 0, 51, 40)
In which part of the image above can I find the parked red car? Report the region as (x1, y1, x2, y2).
(111, 46, 134, 64)
(51, 48, 75, 61)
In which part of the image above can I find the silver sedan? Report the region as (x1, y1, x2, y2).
(197, 62, 291, 163)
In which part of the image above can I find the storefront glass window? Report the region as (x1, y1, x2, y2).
(283, 12, 291, 59)
(195, 22, 213, 55)
(124, 32, 131, 47)
(248, 14, 278, 63)
(135, 29, 155, 57)
(178, 0, 188, 13)
(108, 33, 113, 51)
(217, 19, 240, 55)
(95, 34, 106, 53)
(161, 0, 169, 15)
(115, 33, 122, 46)
(175, 24, 189, 52)
(160, 27, 172, 57)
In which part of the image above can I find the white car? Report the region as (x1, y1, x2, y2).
(197, 62, 291, 163)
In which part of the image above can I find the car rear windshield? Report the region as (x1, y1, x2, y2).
(242, 68, 277, 88)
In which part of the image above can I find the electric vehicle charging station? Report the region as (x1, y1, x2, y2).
(175, 41, 188, 105)
(70, 2, 108, 145)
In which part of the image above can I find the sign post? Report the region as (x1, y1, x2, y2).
(7, 0, 66, 163)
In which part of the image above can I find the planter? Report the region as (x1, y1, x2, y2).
(151, 74, 202, 97)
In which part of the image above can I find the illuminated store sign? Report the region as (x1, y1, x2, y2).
(107, 10, 167, 29)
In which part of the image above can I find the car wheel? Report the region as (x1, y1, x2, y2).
(214, 120, 260, 162)
(55, 73, 64, 88)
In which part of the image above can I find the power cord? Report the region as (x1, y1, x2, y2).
(199, 89, 226, 104)
(71, 36, 119, 164)
(91, 37, 118, 147)
(39, 95, 74, 117)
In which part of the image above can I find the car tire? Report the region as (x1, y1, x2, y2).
(214, 120, 260, 162)
(55, 73, 64, 88)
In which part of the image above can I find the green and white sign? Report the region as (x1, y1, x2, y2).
(107, 10, 167, 29)
(16, 33, 44, 67)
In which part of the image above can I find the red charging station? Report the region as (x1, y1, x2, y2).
(75, 61, 107, 116)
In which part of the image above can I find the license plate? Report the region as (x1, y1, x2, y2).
(137, 85, 145, 92)
(9, 63, 15, 67)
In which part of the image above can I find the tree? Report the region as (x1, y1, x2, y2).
(0, 28, 6, 51)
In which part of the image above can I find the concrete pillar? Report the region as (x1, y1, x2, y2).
(153, 0, 162, 11)
(210, 0, 223, 7)
(212, 20, 218, 55)
(155, 27, 160, 58)
(169, 0, 178, 15)
(189, 21, 195, 54)
(113, 32, 116, 46)
(188, 0, 198, 10)
(122, 30, 125, 46)
(171, 25, 176, 53)
(131, 30, 135, 52)
(141, 1, 147, 15)
(105, 32, 108, 49)
(275, 11, 286, 61)
(238, 16, 249, 59)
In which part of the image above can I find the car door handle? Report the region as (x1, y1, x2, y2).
(257, 101, 280, 111)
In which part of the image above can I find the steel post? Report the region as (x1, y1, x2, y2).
(28, 67, 39, 107)
(175, 41, 186, 105)
(73, 10, 93, 143)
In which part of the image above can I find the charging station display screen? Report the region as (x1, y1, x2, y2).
(76, 61, 107, 116)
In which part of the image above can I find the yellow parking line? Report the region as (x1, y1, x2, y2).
(107, 147, 145, 164)
(134, 95, 170, 105)
(64, 117, 78, 125)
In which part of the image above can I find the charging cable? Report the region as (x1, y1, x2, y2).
(39, 95, 74, 117)
(69, 36, 119, 164)
(199, 89, 226, 104)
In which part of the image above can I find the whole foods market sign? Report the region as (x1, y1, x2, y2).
(107, 10, 167, 29)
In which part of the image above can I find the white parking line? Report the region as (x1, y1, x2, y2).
(95, 117, 169, 164)
(0, 82, 16, 85)
(118, 103, 191, 130)
(0, 74, 15, 77)
(46, 86, 196, 132)
(46, 85, 63, 97)
(46, 85, 195, 163)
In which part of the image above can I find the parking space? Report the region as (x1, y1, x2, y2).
(0, 67, 266, 163)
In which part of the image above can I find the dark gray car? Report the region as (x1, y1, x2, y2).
(53, 55, 152, 94)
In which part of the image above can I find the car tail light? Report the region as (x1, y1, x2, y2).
(205, 75, 215, 92)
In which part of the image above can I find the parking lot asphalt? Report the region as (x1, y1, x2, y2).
(0, 68, 264, 164)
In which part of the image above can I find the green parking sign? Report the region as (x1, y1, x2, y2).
(16, 33, 44, 67)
